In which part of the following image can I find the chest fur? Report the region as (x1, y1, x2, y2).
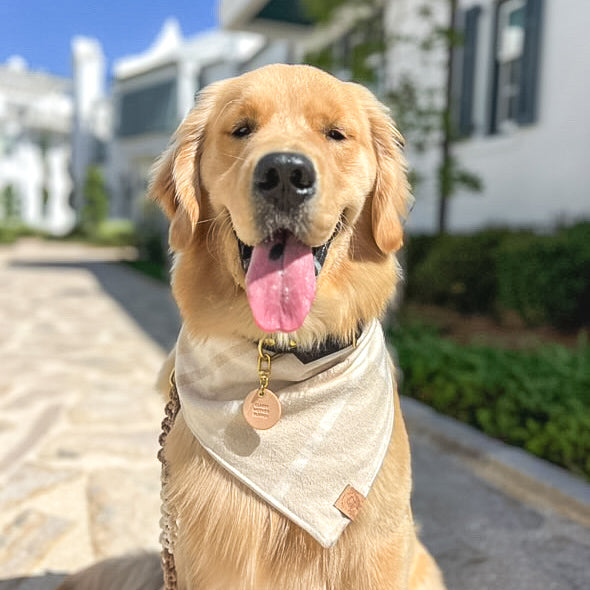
(165, 408, 414, 590)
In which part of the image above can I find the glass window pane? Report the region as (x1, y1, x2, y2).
(118, 80, 178, 138)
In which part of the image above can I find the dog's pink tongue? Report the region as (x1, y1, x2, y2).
(245, 233, 316, 333)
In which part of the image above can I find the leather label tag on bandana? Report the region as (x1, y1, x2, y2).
(334, 485, 365, 521)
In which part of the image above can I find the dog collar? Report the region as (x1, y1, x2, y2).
(261, 328, 362, 365)
(174, 319, 394, 548)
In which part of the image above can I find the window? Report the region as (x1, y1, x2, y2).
(495, 0, 526, 130)
(198, 62, 237, 90)
(455, 6, 482, 138)
(490, 0, 544, 133)
(117, 80, 178, 138)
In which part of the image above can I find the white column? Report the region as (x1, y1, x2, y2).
(178, 60, 196, 120)
(71, 37, 106, 215)
(46, 138, 75, 234)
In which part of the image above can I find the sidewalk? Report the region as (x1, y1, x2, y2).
(0, 239, 179, 588)
(0, 240, 588, 589)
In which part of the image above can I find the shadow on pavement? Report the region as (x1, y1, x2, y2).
(10, 259, 181, 352)
(0, 573, 66, 590)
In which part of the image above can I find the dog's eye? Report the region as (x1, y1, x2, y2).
(327, 128, 347, 141)
(231, 124, 253, 139)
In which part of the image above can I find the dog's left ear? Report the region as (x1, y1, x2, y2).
(360, 89, 413, 254)
(148, 83, 221, 251)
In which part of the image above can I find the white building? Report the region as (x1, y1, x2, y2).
(0, 57, 74, 234)
(220, 0, 590, 233)
(0, 40, 109, 236)
(108, 19, 275, 221)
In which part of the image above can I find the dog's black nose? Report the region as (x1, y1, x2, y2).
(253, 152, 316, 211)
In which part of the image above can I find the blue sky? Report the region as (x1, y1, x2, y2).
(0, 1, 218, 78)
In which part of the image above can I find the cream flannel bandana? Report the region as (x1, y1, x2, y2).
(174, 319, 394, 548)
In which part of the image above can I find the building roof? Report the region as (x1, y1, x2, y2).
(113, 18, 265, 80)
(0, 57, 71, 96)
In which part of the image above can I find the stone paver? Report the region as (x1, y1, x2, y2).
(0, 239, 179, 584)
(0, 239, 588, 589)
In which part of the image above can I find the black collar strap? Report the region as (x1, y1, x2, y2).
(262, 328, 362, 365)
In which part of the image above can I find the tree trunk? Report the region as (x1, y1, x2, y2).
(438, 0, 458, 234)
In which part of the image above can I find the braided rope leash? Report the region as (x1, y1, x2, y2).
(158, 371, 181, 590)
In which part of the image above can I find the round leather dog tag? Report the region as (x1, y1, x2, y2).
(243, 388, 281, 430)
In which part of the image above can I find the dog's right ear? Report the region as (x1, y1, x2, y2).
(148, 84, 220, 251)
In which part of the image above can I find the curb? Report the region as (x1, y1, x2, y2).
(401, 396, 590, 527)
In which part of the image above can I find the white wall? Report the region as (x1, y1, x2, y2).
(0, 137, 74, 234)
(242, 40, 293, 72)
(0, 60, 75, 234)
(385, 0, 590, 233)
(451, 0, 590, 231)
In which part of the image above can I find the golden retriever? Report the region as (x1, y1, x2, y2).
(59, 64, 445, 590)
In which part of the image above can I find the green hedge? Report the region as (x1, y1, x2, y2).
(0, 224, 40, 244)
(405, 230, 518, 314)
(496, 225, 590, 328)
(390, 323, 590, 479)
(89, 220, 137, 247)
(403, 222, 590, 328)
(46, 220, 138, 248)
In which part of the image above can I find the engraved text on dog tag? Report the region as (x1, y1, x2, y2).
(243, 388, 281, 430)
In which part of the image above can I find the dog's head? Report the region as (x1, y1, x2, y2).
(150, 64, 411, 345)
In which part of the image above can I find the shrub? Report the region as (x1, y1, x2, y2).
(80, 166, 109, 235)
(91, 220, 137, 247)
(401, 234, 438, 275)
(390, 323, 590, 479)
(496, 228, 590, 328)
(1, 184, 21, 223)
(404, 224, 590, 329)
(0, 224, 39, 244)
(405, 229, 518, 314)
(135, 199, 168, 266)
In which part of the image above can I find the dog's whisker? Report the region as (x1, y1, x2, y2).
(196, 220, 212, 227)
(222, 152, 247, 162)
(212, 99, 238, 128)
(195, 213, 224, 226)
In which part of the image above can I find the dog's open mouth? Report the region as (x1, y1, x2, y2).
(237, 230, 334, 277)
(236, 228, 338, 333)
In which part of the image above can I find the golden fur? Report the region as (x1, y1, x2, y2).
(58, 64, 445, 590)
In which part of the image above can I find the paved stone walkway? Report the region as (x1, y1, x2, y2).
(0, 239, 588, 589)
(0, 239, 179, 587)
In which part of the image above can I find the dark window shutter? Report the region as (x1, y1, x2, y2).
(518, 0, 544, 124)
(488, 2, 501, 134)
(459, 6, 481, 137)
